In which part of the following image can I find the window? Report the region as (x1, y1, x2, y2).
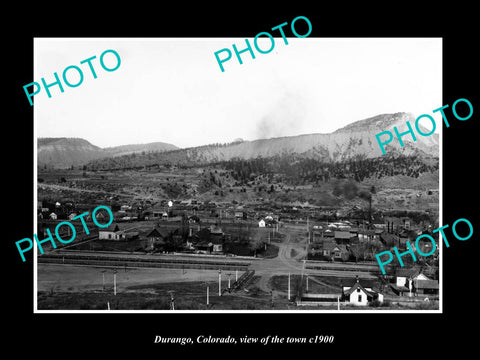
(357, 288, 360, 293)
(358, 295, 362, 302)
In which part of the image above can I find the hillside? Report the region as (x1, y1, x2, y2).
(104, 142, 179, 157)
(38, 138, 179, 169)
(38, 138, 105, 169)
(86, 112, 439, 170)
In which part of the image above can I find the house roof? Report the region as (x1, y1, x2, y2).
(390, 284, 410, 292)
(415, 279, 439, 290)
(342, 278, 378, 290)
(125, 231, 139, 239)
(146, 228, 169, 238)
(209, 225, 223, 234)
(195, 241, 213, 248)
(358, 229, 376, 236)
(396, 267, 420, 278)
(321, 239, 336, 250)
(334, 231, 354, 239)
(343, 281, 376, 297)
(322, 241, 347, 253)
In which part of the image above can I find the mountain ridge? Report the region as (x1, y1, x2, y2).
(37, 138, 179, 168)
(39, 112, 439, 169)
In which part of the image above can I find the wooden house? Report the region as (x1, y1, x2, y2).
(146, 227, 169, 251)
(99, 224, 125, 240)
(342, 278, 383, 305)
(321, 240, 349, 261)
(414, 279, 439, 296)
(390, 268, 432, 296)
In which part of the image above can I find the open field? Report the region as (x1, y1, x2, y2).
(36, 265, 438, 311)
(37, 264, 241, 292)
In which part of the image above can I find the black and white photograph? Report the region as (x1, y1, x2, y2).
(5, 5, 478, 355)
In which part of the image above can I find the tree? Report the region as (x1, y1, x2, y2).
(249, 233, 264, 257)
(349, 244, 364, 263)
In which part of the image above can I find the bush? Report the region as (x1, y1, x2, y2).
(380, 300, 391, 307)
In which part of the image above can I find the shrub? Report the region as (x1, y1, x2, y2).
(380, 300, 391, 307)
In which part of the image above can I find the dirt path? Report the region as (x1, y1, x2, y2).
(252, 232, 306, 294)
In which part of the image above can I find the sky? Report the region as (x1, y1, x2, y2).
(34, 37, 442, 149)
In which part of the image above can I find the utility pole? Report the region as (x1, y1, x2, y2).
(306, 274, 309, 292)
(235, 269, 238, 282)
(167, 291, 175, 310)
(218, 269, 222, 296)
(207, 286, 209, 305)
(113, 270, 117, 296)
(288, 273, 291, 300)
(101, 270, 106, 291)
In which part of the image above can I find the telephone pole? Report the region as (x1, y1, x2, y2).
(288, 273, 291, 300)
(113, 270, 117, 296)
(218, 269, 222, 296)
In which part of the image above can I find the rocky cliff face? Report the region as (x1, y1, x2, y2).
(39, 113, 439, 168)
(174, 112, 439, 163)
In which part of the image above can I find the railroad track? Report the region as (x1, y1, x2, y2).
(38, 252, 251, 271)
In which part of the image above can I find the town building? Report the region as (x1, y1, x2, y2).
(342, 278, 383, 305)
(390, 268, 438, 296)
(146, 227, 168, 251)
(99, 224, 125, 240)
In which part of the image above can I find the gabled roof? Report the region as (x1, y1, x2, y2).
(321, 239, 336, 250)
(342, 278, 378, 290)
(209, 225, 223, 234)
(343, 281, 376, 297)
(322, 241, 347, 253)
(146, 228, 169, 238)
(381, 233, 399, 242)
(334, 231, 354, 239)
